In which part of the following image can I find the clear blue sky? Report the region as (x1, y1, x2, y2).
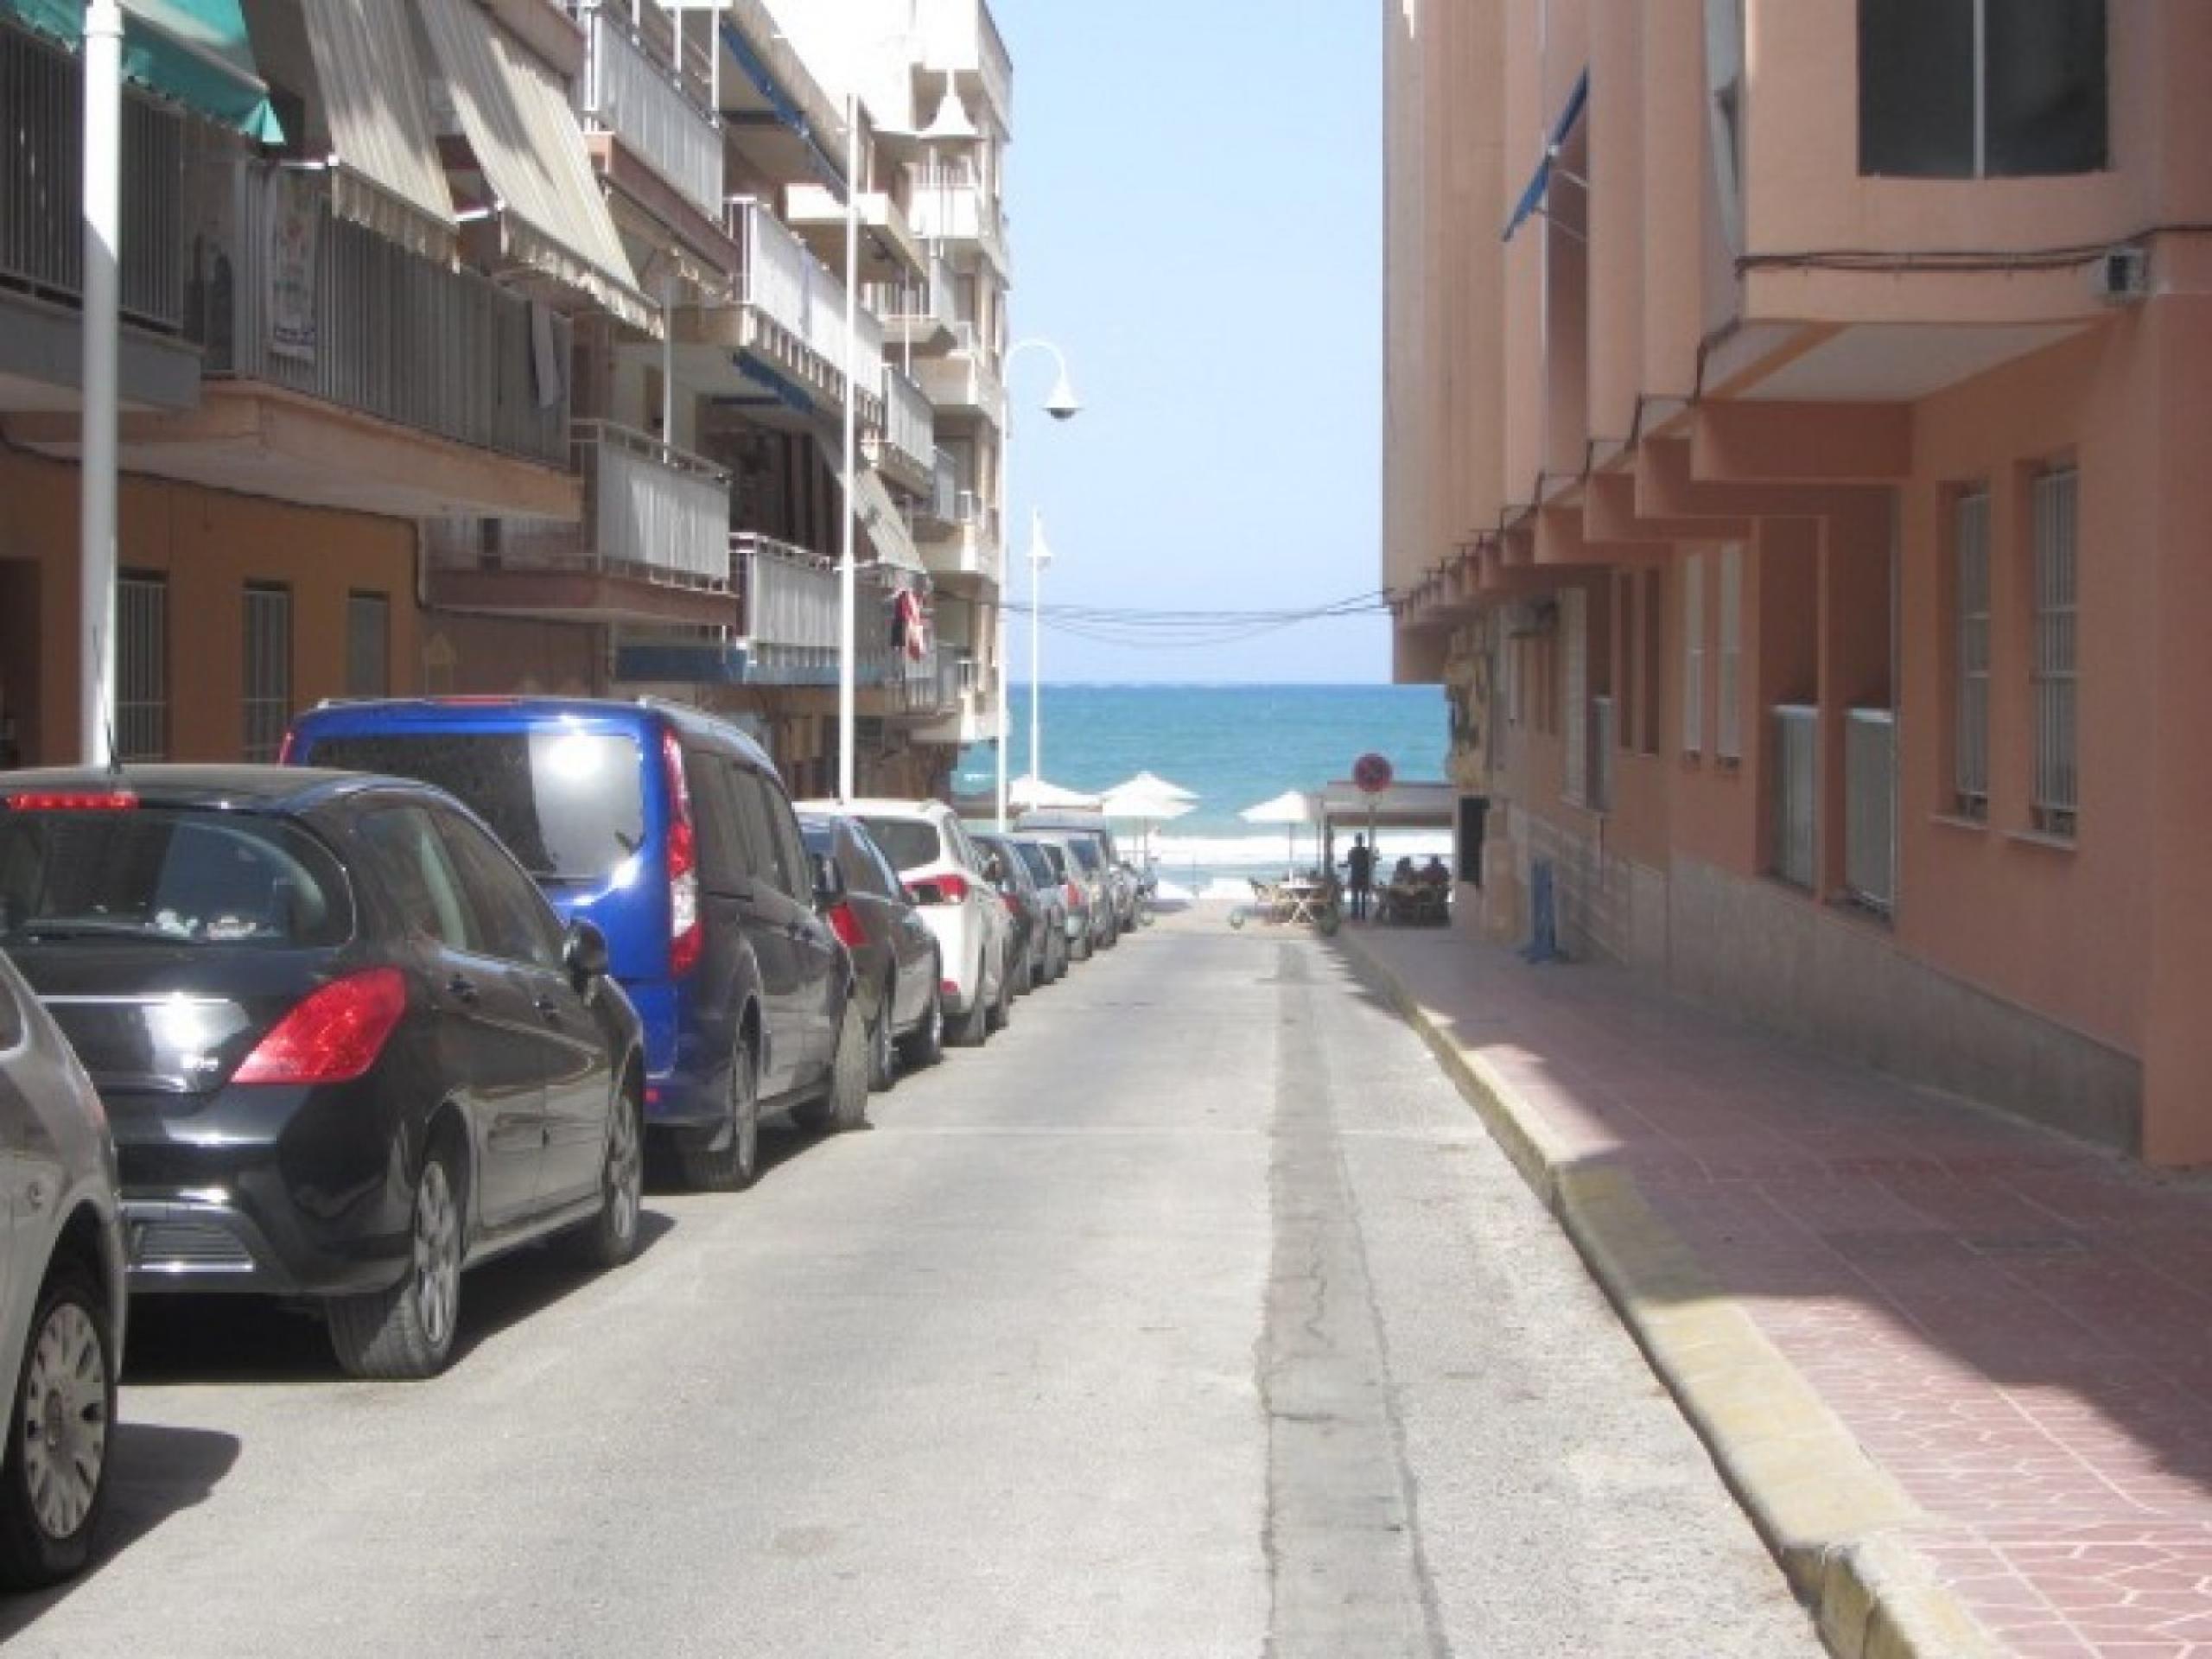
(991, 0, 1384, 685)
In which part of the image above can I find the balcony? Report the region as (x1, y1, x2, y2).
(914, 328, 1006, 426)
(570, 0, 723, 223)
(784, 182, 926, 286)
(678, 200, 884, 429)
(869, 370, 937, 496)
(906, 162, 1008, 276)
(423, 422, 733, 624)
(864, 256, 959, 356)
(917, 487, 1000, 587)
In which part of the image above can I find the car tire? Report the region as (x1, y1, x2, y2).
(898, 973, 944, 1070)
(987, 947, 1014, 1032)
(563, 1080, 644, 1269)
(1072, 927, 1093, 963)
(329, 1138, 464, 1381)
(794, 999, 870, 1133)
(867, 976, 898, 1092)
(677, 1036, 760, 1192)
(0, 1261, 114, 1590)
(948, 951, 991, 1048)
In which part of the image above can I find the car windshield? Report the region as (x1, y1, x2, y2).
(0, 807, 352, 947)
(857, 817, 944, 874)
(1013, 842, 1056, 885)
(308, 730, 645, 883)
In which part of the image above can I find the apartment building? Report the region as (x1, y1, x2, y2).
(0, 0, 1006, 797)
(1384, 0, 2212, 1165)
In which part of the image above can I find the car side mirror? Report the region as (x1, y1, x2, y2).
(563, 919, 610, 985)
(811, 852, 846, 909)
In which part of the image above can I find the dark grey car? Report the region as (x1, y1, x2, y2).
(800, 813, 944, 1087)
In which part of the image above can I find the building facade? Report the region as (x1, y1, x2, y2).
(1384, 0, 2212, 1165)
(0, 0, 1013, 799)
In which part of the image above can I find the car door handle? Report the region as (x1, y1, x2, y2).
(445, 974, 480, 1005)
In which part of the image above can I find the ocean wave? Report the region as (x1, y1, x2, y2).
(1135, 830, 1454, 871)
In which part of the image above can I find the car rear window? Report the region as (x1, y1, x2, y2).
(856, 816, 944, 874)
(307, 731, 645, 883)
(0, 808, 352, 947)
(1013, 842, 1056, 886)
(1061, 837, 1103, 874)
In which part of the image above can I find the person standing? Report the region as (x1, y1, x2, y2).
(1346, 835, 1375, 921)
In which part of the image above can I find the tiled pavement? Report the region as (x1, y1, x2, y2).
(1343, 923, 2212, 1658)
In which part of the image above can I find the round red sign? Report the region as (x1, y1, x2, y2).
(1353, 752, 1395, 795)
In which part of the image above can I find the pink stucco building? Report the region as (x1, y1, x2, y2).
(1384, 0, 2212, 1164)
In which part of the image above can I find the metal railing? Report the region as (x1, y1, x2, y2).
(728, 197, 884, 415)
(196, 163, 570, 466)
(1771, 705, 1818, 891)
(577, 421, 730, 583)
(977, 0, 1013, 117)
(877, 368, 936, 480)
(1953, 490, 1992, 819)
(1845, 709, 1896, 915)
(906, 161, 1007, 254)
(2030, 467, 2079, 837)
(0, 23, 184, 329)
(863, 253, 957, 334)
(735, 534, 839, 669)
(1589, 696, 1615, 815)
(572, 0, 723, 219)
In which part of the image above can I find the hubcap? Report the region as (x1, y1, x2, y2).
(413, 1161, 461, 1351)
(20, 1301, 105, 1541)
(606, 1095, 641, 1243)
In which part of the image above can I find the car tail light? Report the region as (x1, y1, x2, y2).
(233, 969, 408, 1085)
(826, 900, 868, 950)
(661, 728, 702, 977)
(1000, 892, 1020, 919)
(941, 978, 960, 998)
(1065, 880, 1082, 908)
(933, 872, 971, 904)
(4, 791, 137, 811)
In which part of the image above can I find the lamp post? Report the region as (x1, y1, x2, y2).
(79, 0, 123, 765)
(994, 339, 1080, 830)
(1026, 510, 1052, 786)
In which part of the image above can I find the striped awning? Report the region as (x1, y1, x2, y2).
(855, 466, 923, 573)
(413, 0, 658, 334)
(298, 0, 455, 263)
(3, 0, 284, 139)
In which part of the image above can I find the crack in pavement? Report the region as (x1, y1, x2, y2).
(1259, 944, 1451, 1659)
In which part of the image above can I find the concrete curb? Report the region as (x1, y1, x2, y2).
(1338, 932, 2002, 1659)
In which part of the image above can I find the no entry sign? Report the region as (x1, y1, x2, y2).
(1353, 752, 1395, 795)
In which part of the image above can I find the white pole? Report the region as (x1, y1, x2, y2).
(79, 0, 124, 767)
(1027, 507, 1043, 788)
(836, 92, 861, 801)
(994, 404, 1013, 830)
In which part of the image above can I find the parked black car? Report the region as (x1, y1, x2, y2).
(798, 811, 943, 1087)
(973, 831, 1058, 992)
(0, 766, 648, 1379)
(1005, 836, 1072, 986)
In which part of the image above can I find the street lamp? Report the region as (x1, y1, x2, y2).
(995, 339, 1080, 830)
(1026, 510, 1052, 787)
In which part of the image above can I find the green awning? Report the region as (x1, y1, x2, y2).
(2, 0, 284, 142)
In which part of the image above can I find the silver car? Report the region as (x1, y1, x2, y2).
(0, 947, 125, 1587)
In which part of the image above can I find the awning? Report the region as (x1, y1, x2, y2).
(3, 0, 284, 140)
(299, 0, 455, 263)
(414, 0, 658, 334)
(1500, 67, 1588, 242)
(718, 8, 848, 194)
(856, 466, 924, 573)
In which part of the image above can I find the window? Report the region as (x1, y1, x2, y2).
(2030, 467, 2079, 836)
(435, 810, 563, 969)
(346, 594, 390, 697)
(731, 771, 804, 899)
(117, 573, 167, 762)
(1562, 589, 1589, 804)
(241, 583, 291, 763)
(357, 806, 478, 950)
(1682, 553, 1706, 754)
(1953, 490, 1992, 819)
(1640, 569, 1663, 755)
(1717, 543, 1744, 761)
(1859, 0, 2106, 178)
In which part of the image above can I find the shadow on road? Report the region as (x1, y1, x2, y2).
(0, 1419, 239, 1641)
(123, 1208, 679, 1386)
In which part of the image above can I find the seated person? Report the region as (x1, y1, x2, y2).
(1390, 855, 1416, 886)
(1421, 855, 1452, 887)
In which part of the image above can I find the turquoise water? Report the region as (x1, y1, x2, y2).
(954, 683, 1448, 884)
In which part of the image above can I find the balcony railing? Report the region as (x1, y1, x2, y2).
(572, 0, 723, 219)
(727, 197, 885, 422)
(915, 343, 1006, 426)
(863, 253, 957, 338)
(874, 368, 937, 484)
(735, 536, 940, 693)
(906, 162, 1007, 264)
(1771, 705, 1818, 892)
(0, 23, 184, 330)
(1845, 709, 1896, 915)
(196, 163, 569, 467)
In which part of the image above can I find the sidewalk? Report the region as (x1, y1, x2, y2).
(1339, 923, 2212, 1659)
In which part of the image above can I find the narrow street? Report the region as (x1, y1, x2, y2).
(1, 922, 1817, 1658)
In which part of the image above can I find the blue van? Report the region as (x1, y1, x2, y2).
(283, 698, 868, 1189)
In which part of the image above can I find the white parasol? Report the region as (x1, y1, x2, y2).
(1007, 773, 1104, 813)
(1105, 769, 1198, 804)
(1239, 789, 1320, 870)
(1100, 780, 1196, 865)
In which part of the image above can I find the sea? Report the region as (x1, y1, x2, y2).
(952, 683, 1452, 898)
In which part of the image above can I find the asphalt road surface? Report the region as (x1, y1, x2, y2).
(2, 918, 1821, 1658)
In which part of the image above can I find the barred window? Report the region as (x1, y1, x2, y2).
(1716, 543, 1745, 761)
(242, 584, 292, 763)
(1681, 552, 1706, 754)
(1953, 490, 1991, 819)
(346, 593, 391, 697)
(116, 573, 167, 762)
(2030, 467, 2078, 837)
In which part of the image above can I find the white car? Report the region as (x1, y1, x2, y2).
(0, 947, 125, 1587)
(803, 800, 1014, 1047)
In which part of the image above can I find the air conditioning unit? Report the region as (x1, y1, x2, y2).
(2091, 245, 2148, 305)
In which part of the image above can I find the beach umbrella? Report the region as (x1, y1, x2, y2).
(1007, 773, 1103, 813)
(1106, 769, 1198, 804)
(1099, 781, 1196, 864)
(1239, 789, 1319, 869)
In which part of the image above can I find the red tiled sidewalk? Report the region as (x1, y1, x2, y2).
(1346, 925, 2212, 1659)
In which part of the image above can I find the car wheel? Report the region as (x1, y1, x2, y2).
(563, 1080, 644, 1269)
(948, 952, 991, 1048)
(329, 1139, 463, 1381)
(899, 971, 945, 1069)
(677, 1035, 760, 1192)
(0, 1262, 114, 1590)
(868, 977, 898, 1091)
(794, 999, 870, 1133)
(987, 947, 1014, 1032)
(1072, 926, 1093, 963)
